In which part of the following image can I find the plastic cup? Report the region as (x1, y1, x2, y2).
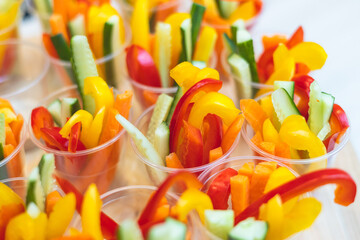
(29, 85, 128, 194)
(128, 53, 218, 111)
(241, 93, 351, 175)
(0, 0, 22, 42)
(0, 116, 26, 180)
(130, 105, 240, 186)
(0, 40, 51, 118)
(72, 185, 204, 238)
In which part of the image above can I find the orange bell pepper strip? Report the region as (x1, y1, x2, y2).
(249, 163, 276, 204)
(114, 90, 133, 120)
(46, 191, 62, 215)
(49, 14, 69, 43)
(9, 114, 23, 143)
(53, 0, 68, 25)
(240, 99, 268, 133)
(202, 114, 223, 164)
(221, 114, 244, 153)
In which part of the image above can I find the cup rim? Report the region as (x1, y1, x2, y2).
(241, 91, 351, 164)
(0, 0, 22, 35)
(130, 105, 241, 173)
(0, 117, 27, 169)
(28, 85, 127, 157)
(119, 0, 180, 13)
(0, 40, 50, 99)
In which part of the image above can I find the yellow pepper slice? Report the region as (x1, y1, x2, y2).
(262, 118, 279, 144)
(59, 110, 93, 143)
(289, 42, 327, 70)
(175, 188, 213, 223)
(273, 44, 290, 71)
(82, 184, 103, 240)
(259, 194, 283, 240)
(282, 197, 321, 239)
(188, 92, 240, 129)
(0, 182, 24, 207)
(83, 76, 114, 115)
(83, 107, 106, 148)
(165, 13, 191, 68)
(0, 108, 17, 124)
(193, 26, 218, 63)
(229, 1, 256, 22)
(131, 0, 150, 51)
(169, 62, 200, 87)
(182, 67, 220, 92)
(266, 55, 295, 85)
(46, 193, 76, 239)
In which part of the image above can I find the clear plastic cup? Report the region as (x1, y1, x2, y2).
(0, 115, 27, 180)
(241, 93, 351, 175)
(0, 0, 22, 42)
(29, 85, 128, 194)
(72, 185, 204, 239)
(0, 40, 51, 118)
(128, 52, 218, 111)
(130, 105, 240, 186)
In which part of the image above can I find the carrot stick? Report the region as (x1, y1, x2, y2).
(53, 0, 68, 25)
(42, 34, 59, 58)
(46, 191, 62, 215)
(3, 144, 14, 158)
(49, 14, 69, 43)
(5, 125, 17, 146)
(165, 152, 183, 168)
(114, 90, 133, 120)
(9, 114, 23, 143)
(249, 164, 275, 203)
(230, 174, 250, 216)
(238, 162, 254, 179)
(209, 147, 223, 163)
(221, 114, 244, 153)
(99, 108, 120, 144)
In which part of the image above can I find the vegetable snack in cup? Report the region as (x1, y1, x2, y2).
(241, 80, 349, 174)
(126, 3, 218, 109)
(0, 0, 22, 42)
(0, 98, 26, 180)
(197, 157, 357, 240)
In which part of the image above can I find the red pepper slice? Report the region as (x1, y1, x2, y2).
(31, 107, 55, 139)
(138, 171, 202, 226)
(40, 127, 68, 151)
(202, 114, 223, 165)
(235, 168, 357, 223)
(178, 121, 204, 168)
(206, 168, 238, 210)
(68, 122, 81, 153)
(55, 176, 118, 239)
(292, 74, 314, 119)
(286, 26, 304, 48)
(126, 45, 161, 87)
(169, 79, 222, 153)
(331, 104, 349, 130)
(323, 132, 340, 152)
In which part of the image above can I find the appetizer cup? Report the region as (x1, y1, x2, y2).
(130, 105, 241, 186)
(241, 93, 350, 175)
(29, 85, 127, 194)
(0, 40, 51, 118)
(0, 0, 22, 42)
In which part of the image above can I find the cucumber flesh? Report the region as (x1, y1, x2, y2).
(38, 153, 55, 196)
(218, 0, 238, 19)
(191, 60, 206, 69)
(155, 22, 172, 88)
(47, 99, 62, 126)
(228, 217, 268, 240)
(148, 217, 187, 240)
(61, 98, 81, 126)
(190, 3, 206, 52)
(117, 219, 144, 240)
(51, 34, 72, 61)
(26, 202, 41, 219)
(68, 14, 86, 37)
(180, 19, 192, 62)
(321, 92, 335, 126)
(0, 113, 5, 147)
(166, 87, 183, 125)
(272, 88, 300, 124)
(228, 53, 252, 99)
(146, 94, 173, 144)
(231, 19, 245, 43)
(274, 81, 295, 99)
(26, 167, 45, 211)
(154, 122, 170, 160)
(115, 114, 167, 185)
(307, 81, 323, 135)
(70, 35, 98, 114)
(223, 33, 237, 54)
(317, 122, 331, 141)
(34, 0, 52, 16)
(205, 210, 234, 240)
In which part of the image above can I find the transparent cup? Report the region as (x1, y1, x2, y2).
(29, 85, 128, 194)
(0, 117, 26, 180)
(128, 52, 218, 111)
(130, 105, 240, 186)
(0, 0, 22, 42)
(72, 185, 204, 239)
(241, 93, 351, 175)
(0, 40, 51, 118)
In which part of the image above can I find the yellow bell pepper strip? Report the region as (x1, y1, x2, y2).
(182, 67, 220, 93)
(83, 107, 106, 148)
(165, 13, 191, 68)
(229, 0, 256, 22)
(273, 44, 290, 71)
(259, 194, 283, 240)
(59, 110, 93, 148)
(188, 92, 240, 129)
(0, 108, 17, 124)
(279, 115, 326, 159)
(131, 0, 150, 51)
(193, 26, 218, 63)
(169, 61, 200, 88)
(175, 188, 213, 223)
(262, 118, 280, 144)
(46, 193, 76, 239)
(289, 42, 327, 70)
(82, 184, 103, 240)
(83, 76, 114, 116)
(0, 182, 24, 206)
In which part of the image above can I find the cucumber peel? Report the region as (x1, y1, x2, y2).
(26, 167, 45, 211)
(272, 88, 300, 124)
(190, 3, 206, 52)
(166, 87, 183, 125)
(154, 22, 172, 88)
(228, 53, 252, 99)
(47, 99, 62, 126)
(38, 153, 55, 196)
(180, 19, 192, 62)
(274, 81, 295, 99)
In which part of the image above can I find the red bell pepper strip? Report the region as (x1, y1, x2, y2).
(202, 114, 223, 165)
(169, 79, 222, 153)
(323, 132, 340, 152)
(235, 168, 357, 223)
(292, 74, 314, 119)
(126, 45, 161, 87)
(138, 171, 203, 226)
(178, 121, 204, 168)
(68, 122, 81, 153)
(206, 168, 238, 210)
(31, 107, 55, 139)
(331, 104, 349, 130)
(286, 26, 304, 48)
(55, 176, 118, 239)
(40, 127, 68, 151)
